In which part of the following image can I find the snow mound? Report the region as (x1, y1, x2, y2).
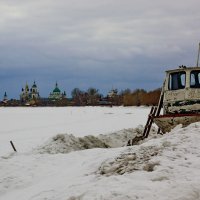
(99, 145, 161, 176)
(35, 126, 157, 154)
(99, 122, 200, 177)
(35, 134, 109, 154)
(98, 125, 146, 147)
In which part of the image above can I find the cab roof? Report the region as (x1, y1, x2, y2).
(166, 66, 200, 74)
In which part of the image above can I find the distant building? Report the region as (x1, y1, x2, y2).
(49, 82, 66, 100)
(20, 81, 40, 102)
(20, 83, 29, 102)
(30, 81, 40, 99)
(3, 92, 8, 103)
(107, 88, 118, 98)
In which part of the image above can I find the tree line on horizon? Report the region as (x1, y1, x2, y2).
(1, 87, 161, 107)
(70, 87, 161, 106)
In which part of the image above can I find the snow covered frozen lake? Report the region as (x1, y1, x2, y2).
(0, 106, 150, 156)
(1, 106, 200, 200)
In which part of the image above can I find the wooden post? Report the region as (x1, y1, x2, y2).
(10, 141, 17, 152)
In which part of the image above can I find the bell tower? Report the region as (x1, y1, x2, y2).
(3, 92, 8, 102)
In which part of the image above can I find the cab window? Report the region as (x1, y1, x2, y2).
(190, 70, 200, 88)
(169, 71, 186, 90)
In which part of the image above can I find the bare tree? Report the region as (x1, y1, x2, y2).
(87, 88, 100, 105)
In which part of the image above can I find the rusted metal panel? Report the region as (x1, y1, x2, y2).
(154, 114, 200, 133)
(164, 90, 185, 102)
(186, 89, 200, 99)
(164, 101, 200, 114)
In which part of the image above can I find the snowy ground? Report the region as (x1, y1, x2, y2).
(0, 106, 150, 156)
(1, 107, 200, 200)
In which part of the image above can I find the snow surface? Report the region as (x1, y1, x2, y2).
(1, 107, 200, 200)
(0, 106, 150, 156)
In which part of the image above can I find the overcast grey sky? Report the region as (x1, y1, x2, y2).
(0, 0, 200, 98)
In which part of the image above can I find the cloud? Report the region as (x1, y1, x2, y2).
(0, 0, 200, 98)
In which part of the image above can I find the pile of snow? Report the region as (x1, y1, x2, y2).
(34, 126, 157, 154)
(99, 145, 161, 176)
(98, 123, 200, 179)
(35, 134, 109, 154)
(98, 126, 145, 147)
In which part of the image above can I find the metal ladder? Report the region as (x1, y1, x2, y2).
(127, 88, 164, 146)
(142, 106, 158, 138)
